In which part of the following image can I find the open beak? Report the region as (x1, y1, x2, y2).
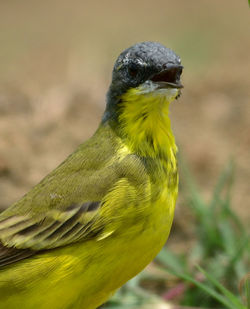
(150, 64, 183, 89)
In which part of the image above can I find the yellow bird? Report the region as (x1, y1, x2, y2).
(0, 41, 183, 308)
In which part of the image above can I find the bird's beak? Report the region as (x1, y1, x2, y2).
(150, 64, 183, 89)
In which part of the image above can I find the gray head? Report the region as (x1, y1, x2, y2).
(105, 42, 183, 120)
(108, 42, 182, 96)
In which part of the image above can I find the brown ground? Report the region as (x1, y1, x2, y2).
(0, 0, 249, 230)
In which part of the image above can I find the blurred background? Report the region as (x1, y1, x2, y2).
(0, 1, 249, 308)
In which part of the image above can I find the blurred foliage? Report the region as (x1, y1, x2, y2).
(102, 160, 249, 309)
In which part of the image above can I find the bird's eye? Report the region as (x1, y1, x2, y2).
(128, 63, 139, 78)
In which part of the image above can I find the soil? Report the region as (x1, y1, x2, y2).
(0, 0, 249, 230)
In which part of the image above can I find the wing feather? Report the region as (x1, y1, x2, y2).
(0, 153, 148, 268)
(0, 201, 101, 266)
(0, 243, 35, 267)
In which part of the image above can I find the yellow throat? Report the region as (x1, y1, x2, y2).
(118, 86, 179, 172)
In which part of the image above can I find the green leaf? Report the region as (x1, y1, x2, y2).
(197, 265, 246, 309)
(156, 248, 185, 274)
(169, 269, 238, 309)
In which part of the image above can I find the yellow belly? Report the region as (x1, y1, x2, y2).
(0, 188, 176, 309)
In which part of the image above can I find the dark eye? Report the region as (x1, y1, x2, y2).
(128, 62, 139, 78)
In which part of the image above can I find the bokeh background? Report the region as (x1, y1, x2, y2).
(0, 0, 249, 308)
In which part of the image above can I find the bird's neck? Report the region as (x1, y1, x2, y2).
(105, 88, 178, 171)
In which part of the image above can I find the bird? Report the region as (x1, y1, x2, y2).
(0, 41, 183, 309)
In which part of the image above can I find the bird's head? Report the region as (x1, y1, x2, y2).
(105, 41, 183, 121)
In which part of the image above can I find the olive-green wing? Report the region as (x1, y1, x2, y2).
(0, 153, 149, 267)
(0, 243, 34, 267)
(0, 201, 101, 247)
(0, 201, 102, 267)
